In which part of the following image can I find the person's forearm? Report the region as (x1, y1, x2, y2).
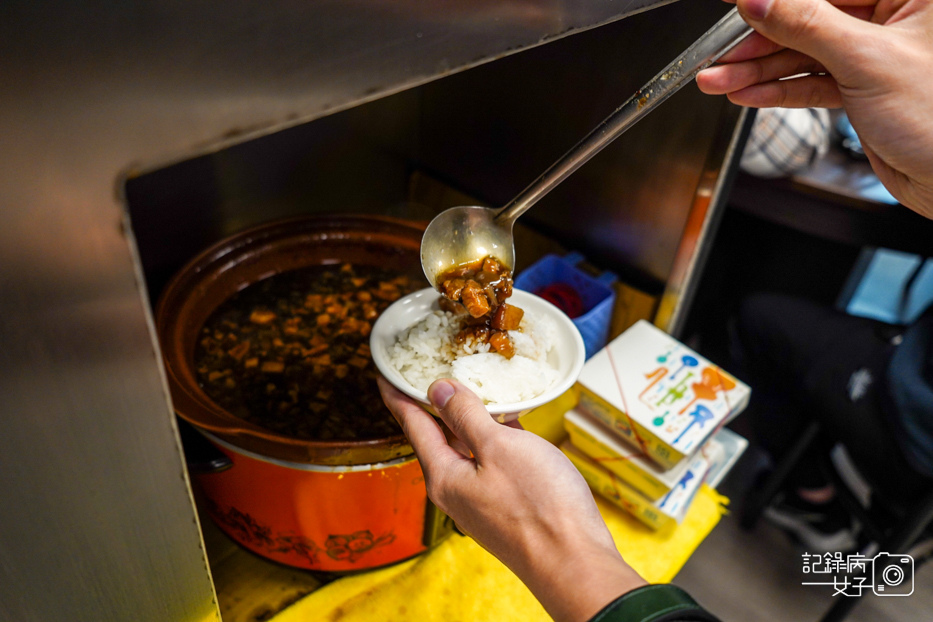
(380, 377, 649, 622)
(502, 528, 647, 622)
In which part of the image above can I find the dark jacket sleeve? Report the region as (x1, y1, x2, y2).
(588, 584, 720, 622)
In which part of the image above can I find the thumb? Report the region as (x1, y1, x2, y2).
(737, 0, 872, 73)
(427, 379, 503, 461)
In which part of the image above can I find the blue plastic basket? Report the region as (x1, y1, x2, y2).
(514, 252, 616, 360)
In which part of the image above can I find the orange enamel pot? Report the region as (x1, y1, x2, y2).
(156, 215, 451, 572)
(196, 431, 432, 572)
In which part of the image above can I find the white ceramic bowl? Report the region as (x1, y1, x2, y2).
(371, 287, 586, 423)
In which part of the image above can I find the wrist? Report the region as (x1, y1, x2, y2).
(513, 534, 647, 622)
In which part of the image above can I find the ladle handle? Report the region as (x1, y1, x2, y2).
(494, 7, 753, 226)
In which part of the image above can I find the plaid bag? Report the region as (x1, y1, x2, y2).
(740, 107, 831, 178)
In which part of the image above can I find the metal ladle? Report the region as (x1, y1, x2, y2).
(421, 8, 753, 288)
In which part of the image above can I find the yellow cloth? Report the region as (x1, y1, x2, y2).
(273, 485, 727, 622)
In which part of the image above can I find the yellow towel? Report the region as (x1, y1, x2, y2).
(273, 485, 727, 622)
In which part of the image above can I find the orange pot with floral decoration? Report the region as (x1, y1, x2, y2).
(194, 431, 435, 572)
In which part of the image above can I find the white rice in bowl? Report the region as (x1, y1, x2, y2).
(388, 308, 559, 404)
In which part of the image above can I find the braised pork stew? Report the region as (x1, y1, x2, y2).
(437, 256, 524, 358)
(195, 263, 418, 441)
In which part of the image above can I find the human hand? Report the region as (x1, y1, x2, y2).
(696, 0, 933, 218)
(377, 377, 646, 622)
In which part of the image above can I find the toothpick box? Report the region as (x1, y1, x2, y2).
(574, 320, 750, 470)
(561, 440, 716, 531)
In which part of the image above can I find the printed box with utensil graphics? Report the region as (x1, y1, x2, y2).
(574, 320, 750, 470)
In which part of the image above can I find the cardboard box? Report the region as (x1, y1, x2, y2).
(575, 320, 750, 470)
(564, 407, 699, 501)
(561, 440, 712, 531)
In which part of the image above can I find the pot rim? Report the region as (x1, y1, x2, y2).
(200, 429, 417, 472)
